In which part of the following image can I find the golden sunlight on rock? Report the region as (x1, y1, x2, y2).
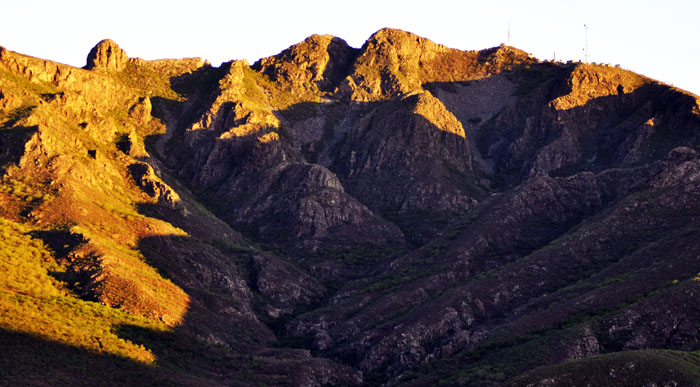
(2, 27, 700, 386)
(257, 131, 279, 144)
(412, 91, 465, 138)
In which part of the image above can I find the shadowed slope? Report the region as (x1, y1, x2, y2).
(2, 28, 700, 387)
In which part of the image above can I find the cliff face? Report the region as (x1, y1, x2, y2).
(2, 29, 700, 386)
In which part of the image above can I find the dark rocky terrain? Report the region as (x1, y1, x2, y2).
(2, 29, 700, 386)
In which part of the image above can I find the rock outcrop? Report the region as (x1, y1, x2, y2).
(335, 28, 535, 102)
(253, 34, 358, 95)
(335, 91, 475, 214)
(128, 162, 182, 209)
(85, 39, 129, 71)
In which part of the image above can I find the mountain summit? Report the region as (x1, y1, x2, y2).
(85, 39, 130, 71)
(1, 29, 700, 386)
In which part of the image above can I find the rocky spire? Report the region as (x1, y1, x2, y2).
(85, 39, 129, 71)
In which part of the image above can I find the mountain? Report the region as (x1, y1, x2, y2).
(2, 28, 700, 386)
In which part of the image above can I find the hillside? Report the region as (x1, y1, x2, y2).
(2, 29, 700, 386)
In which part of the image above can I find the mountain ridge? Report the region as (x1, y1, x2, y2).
(2, 28, 700, 386)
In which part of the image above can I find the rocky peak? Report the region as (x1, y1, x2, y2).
(360, 27, 448, 73)
(477, 44, 532, 68)
(85, 39, 129, 71)
(335, 29, 445, 101)
(551, 63, 650, 110)
(253, 34, 357, 94)
(337, 28, 538, 102)
(363, 27, 428, 48)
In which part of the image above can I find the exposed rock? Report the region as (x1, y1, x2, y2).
(183, 60, 280, 145)
(214, 158, 406, 256)
(336, 28, 535, 102)
(478, 63, 700, 183)
(332, 91, 479, 243)
(5, 28, 700, 387)
(0, 89, 21, 110)
(252, 253, 326, 316)
(664, 146, 698, 163)
(128, 96, 152, 123)
(426, 74, 516, 172)
(85, 39, 129, 71)
(290, 358, 364, 386)
(253, 34, 358, 94)
(551, 64, 650, 110)
(116, 129, 148, 157)
(128, 162, 182, 208)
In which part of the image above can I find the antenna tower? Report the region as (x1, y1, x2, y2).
(584, 24, 589, 63)
(507, 21, 511, 45)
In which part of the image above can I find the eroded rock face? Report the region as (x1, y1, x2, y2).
(335, 91, 476, 216)
(6, 27, 700, 387)
(85, 39, 129, 71)
(128, 96, 152, 123)
(128, 162, 182, 209)
(253, 253, 326, 317)
(137, 29, 700, 383)
(215, 155, 406, 255)
(477, 63, 700, 185)
(335, 28, 535, 102)
(254, 34, 358, 94)
(284, 165, 655, 377)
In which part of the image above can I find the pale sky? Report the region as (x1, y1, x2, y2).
(1, 0, 698, 95)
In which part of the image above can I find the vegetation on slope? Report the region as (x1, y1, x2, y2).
(0, 217, 164, 363)
(2, 28, 700, 387)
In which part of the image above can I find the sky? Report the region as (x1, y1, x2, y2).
(1, 0, 698, 95)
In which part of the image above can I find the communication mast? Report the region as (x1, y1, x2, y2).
(507, 21, 511, 45)
(584, 24, 589, 63)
